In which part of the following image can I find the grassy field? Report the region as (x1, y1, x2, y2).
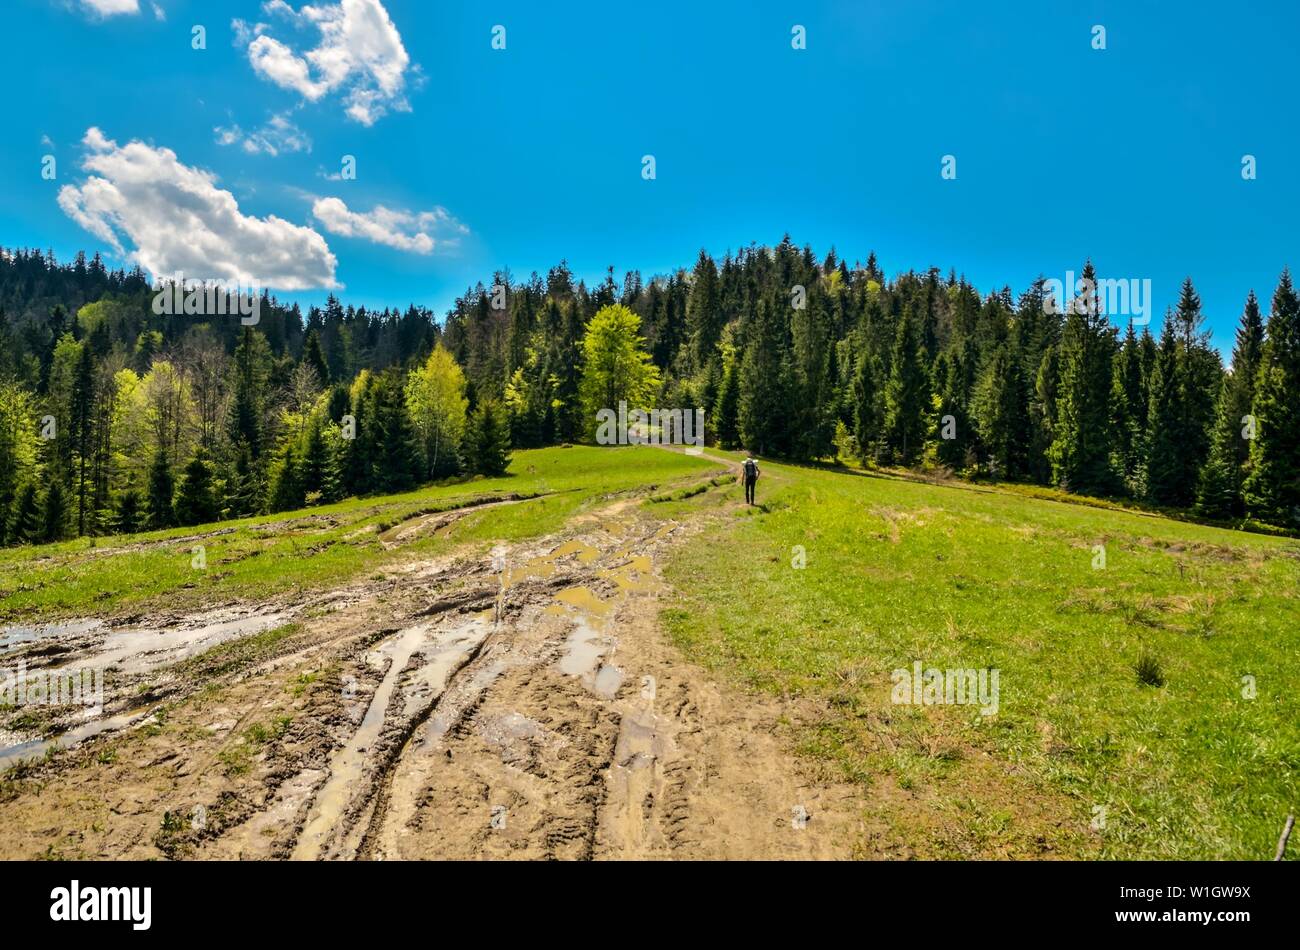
(662, 454, 1300, 859)
(0, 445, 721, 623)
(4, 442, 1296, 860)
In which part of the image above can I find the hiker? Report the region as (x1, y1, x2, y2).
(741, 453, 760, 506)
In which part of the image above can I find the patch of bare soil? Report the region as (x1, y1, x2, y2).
(0, 484, 864, 860)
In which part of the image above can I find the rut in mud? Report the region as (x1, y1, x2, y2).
(0, 485, 864, 860)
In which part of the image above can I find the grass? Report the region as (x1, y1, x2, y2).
(8, 440, 1294, 859)
(218, 715, 294, 776)
(661, 452, 1300, 859)
(0, 445, 721, 622)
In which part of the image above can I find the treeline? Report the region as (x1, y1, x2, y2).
(1, 237, 1298, 546)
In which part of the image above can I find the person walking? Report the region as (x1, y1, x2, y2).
(741, 453, 760, 506)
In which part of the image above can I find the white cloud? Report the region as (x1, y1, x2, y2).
(78, 0, 140, 15)
(58, 127, 338, 290)
(215, 113, 312, 157)
(236, 0, 413, 126)
(311, 197, 466, 254)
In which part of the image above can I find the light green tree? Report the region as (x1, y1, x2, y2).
(579, 304, 661, 439)
(405, 344, 469, 478)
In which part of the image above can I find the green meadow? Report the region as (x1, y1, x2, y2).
(0, 446, 720, 622)
(662, 453, 1300, 859)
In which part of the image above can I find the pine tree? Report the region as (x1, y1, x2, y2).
(882, 309, 929, 465)
(223, 442, 260, 518)
(972, 343, 1030, 478)
(146, 447, 175, 528)
(714, 358, 740, 449)
(116, 489, 142, 534)
(227, 327, 266, 458)
(463, 399, 512, 476)
(1197, 291, 1265, 517)
(685, 250, 722, 372)
(70, 341, 96, 535)
(1112, 324, 1147, 490)
(851, 348, 881, 463)
(302, 328, 331, 386)
(300, 417, 330, 498)
(267, 445, 305, 512)
(7, 482, 40, 543)
(790, 287, 835, 459)
(1146, 317, 1182, 504)
(1243, 271, 1300, 525)
(934, 350, 973, 470)
(371, 371, 421, 492)
(1047, 262, 1118, 495)
(342, 371, 376, 495)
(174, 450, 219, 526)
(738, 299, 792, 456)
(41, 479, 69, 542)
(1028, 344, 1059, 484)
(1146, 280, 1221, 507)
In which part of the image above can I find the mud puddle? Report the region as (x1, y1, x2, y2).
(0, 706, 156, 771)
(291, 615, 491, 860)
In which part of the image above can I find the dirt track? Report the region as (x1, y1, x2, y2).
(0, 479, 864, 860)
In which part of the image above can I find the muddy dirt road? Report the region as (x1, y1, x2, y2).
(0, 481, 864, 860)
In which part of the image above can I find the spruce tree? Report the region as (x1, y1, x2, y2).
(882, 309, 929, 465)
(372, 371, 421, 492)
(1047, 262, 1118, 495)
(1197, 291, 1265, 517)
(738, 299, 792, 456)
(116, 489, 141, 534)
(224, 442, 260, 518)
(714, 359, 740, 449)
(851, 348, 881, 463)
(70, 341, 96, 535)
(463, 399, 512, 476)
(146, 447, 175, 528)
(301, 417, 330, 498)
(267, 445, 305, 513)
(934, 350, 973, 470)
(174, 450, 219, 526)
(1243, 271, 1300, 525)
(7, 482, 40, 543)
(1112, 324, 1147, 490)
(41, 479, 69, 542)
(685, 250, 722, 372)
(227, 327, 265, 458)
(302, 328, 331, 386)
(972, 343, 1030, 478)
(1145, 317, 1182, 505)
(1147, 281, 1221, 507)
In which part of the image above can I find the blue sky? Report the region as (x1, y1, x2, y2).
(3, 0, 1297, 355)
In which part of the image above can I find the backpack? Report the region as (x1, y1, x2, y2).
(742, 458, 758, 481)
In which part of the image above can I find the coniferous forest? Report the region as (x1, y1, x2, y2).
(1, 236, 1297, 548)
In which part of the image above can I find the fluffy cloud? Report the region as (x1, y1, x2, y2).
(215, 113, 312, 157)
(78, 0, 140, 15)
(311, 197, 466, 254)
(236, 0, 414, 126)
(58, 128, 338, 290)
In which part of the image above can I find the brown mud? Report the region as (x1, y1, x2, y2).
(0, 476, 864, 860)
